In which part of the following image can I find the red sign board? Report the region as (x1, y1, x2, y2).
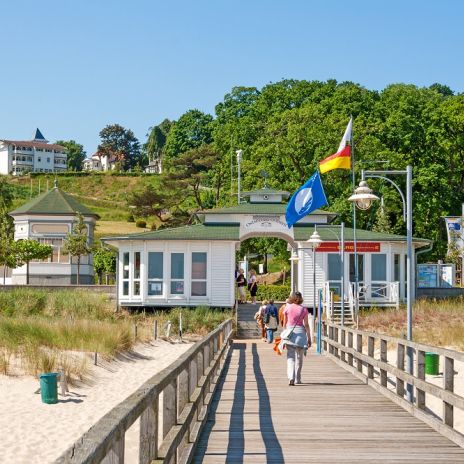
(316, 242, 381, 253)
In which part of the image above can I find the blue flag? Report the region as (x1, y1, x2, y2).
(286, 170, 328, 228)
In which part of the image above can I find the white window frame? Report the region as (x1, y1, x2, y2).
(191, 251, 207, 297)
(170, 252, 185, 297)
(147, 251, 164, 298)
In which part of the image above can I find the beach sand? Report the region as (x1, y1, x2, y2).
(0, 340, 191, 464)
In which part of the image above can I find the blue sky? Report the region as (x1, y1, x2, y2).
(1, 0, 463, 156)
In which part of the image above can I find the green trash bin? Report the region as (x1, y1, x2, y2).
(39, 372, 59, 404)
(425, 352, 439, 375)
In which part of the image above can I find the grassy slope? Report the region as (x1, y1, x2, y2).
(7, 174, 158, 236)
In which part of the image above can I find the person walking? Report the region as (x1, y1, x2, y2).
(248, 269, 258, 304)
(282, 291, 311, 386)
(236, 268, 247, 304)
(264, 299, 278, 343)
(254, 299, 268, 341)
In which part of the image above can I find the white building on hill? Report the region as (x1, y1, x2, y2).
(83, 152, 117, 172)
(0, 129, 67, 176)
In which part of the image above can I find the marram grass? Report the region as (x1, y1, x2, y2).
(359, 297, 464, 351)
(0, 288, 231, 381)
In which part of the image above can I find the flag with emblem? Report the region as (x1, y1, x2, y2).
(285, 170, 328, 228)
(319, 118, 352, 174)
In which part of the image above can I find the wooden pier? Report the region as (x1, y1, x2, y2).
(193, 340, 464, 463)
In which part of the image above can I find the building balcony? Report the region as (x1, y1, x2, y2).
(12, 159, 33, 165)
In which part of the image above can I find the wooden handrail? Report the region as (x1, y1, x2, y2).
(56, 319, 233, 464)
(323, 322, 464, 448)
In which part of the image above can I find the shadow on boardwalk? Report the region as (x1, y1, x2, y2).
(194, 342, 284, 463)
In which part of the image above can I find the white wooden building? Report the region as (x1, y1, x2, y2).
(103, 188, 431, 309)
(8, 182, 98, 285)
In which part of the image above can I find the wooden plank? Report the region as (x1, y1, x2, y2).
(397, 343, 405, 398)
(417, 350, 426, 410)
(444, 356, 454, 427)
(139, 397, 158, 463)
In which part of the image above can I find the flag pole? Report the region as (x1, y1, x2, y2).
(351, 116, 359, 326)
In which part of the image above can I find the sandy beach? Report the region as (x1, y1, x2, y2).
(0, 340, 191, 464)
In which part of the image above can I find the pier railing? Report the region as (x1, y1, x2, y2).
(323, 322, 464, 447)
(56, 319, 233, 464)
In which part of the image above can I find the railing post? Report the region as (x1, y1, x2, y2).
(139, 393, 158, 463)
(101, 435, 125, 464)
(323, 323, 327, 352)
(396, 343, 405, 398)
(334, 327, 339, 359)
(367, 336, 374, 380)
(380, 338, 387, 387)
(162, 378, 178, 453)
(356, 333, 363, 373)
(340, 329, 346, 363)
(328, 326, 333, 355)
(416, 350, 425, 410)
(444, 356, 454, 427)
(348, 331, 353, 367)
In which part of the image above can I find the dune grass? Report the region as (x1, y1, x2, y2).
(359, 297, 464, 351)
(0, 288, 232, 380)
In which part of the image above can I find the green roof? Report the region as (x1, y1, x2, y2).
(103, 224, 240, 242)
(293, 226, 430, 243)
(102, 222, 430, 245)
(242, 188, 290, 197)
(201, 202, 336, 217)
(9, 188, 99, 218)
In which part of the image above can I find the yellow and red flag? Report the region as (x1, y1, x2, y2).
(319, 118, 352, 174)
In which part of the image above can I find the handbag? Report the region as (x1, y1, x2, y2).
(281, 306, 306, 341)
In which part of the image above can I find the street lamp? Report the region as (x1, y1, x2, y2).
(307, 228, 322, 346)
(349, 165, 414, 402)
(289, 249, 300, 292)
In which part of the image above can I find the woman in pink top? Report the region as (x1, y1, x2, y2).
(283, 291, 311, 386)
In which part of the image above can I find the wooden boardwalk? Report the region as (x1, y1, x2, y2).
(193, 340, 464, 463)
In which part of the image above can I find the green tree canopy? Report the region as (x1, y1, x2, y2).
(15, 239, 52, 284)
(56, 140, 86, 171)
(98, 124, 141, 171)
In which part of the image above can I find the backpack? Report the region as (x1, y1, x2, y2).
(264, 308, 271, 324)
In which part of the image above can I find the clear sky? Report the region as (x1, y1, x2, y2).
(1, 0, 463, 156)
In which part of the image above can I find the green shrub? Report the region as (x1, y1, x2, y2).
(255, 284, 291, 302)
(127, 214, 135, 222)
(136, 219, 147, 228)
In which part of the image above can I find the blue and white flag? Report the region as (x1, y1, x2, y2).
(286, 171, 328, 228)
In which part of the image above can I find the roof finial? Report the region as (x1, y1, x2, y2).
(54, 178, 58, 189)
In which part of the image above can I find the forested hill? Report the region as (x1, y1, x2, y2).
(3, 80, 463, 261)
(144, 79, 462, 261)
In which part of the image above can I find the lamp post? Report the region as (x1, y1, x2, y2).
(307, 228, 322, 349)
(349, 165, 414, 402)
(289, 249, 300, 292)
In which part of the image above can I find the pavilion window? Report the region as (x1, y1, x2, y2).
(133, 252, 141, 296)
(122, 252, 129, 296)
(371, 253, 387, 298)
(349, 254, 364, 283)
(148, 252, 163, 296)
(170, 253, 184, 295)
(191, 252, 207, 297)
(35, 238, 69, 263)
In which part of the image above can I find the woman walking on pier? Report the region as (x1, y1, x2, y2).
(282, 291, 311, 386)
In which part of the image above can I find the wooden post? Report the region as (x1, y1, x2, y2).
(101, 436, 125, 464)
(323, 323, 327, 352)
(380, 338, 387, 388)
(58, 368, 68, 396)
(154, 320, 158, 340)
(162, 378, 178, 443)
(416, 350, 425, 410)
(348, 331, 353, 367)
(178, 368, 189, 417)
(340, 329, 346, 363)
(94, 352, 98, 366)
(139, 394, 158, 463)
(397, 343, 405, 398)
(444, 356, 454, 427)
(334, 327, 339, 359)
(328, 326, 333, 355)
(367, 336, 374, 380)
(356, 333, 363, 373)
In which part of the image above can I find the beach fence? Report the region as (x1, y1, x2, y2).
(55, 319, 233, 464)
(323, 322, 464, 447)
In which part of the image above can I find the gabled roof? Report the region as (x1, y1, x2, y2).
(102, 223, 430, 246)
(242, 188, 290, 198)
(9, 186, 99, 218)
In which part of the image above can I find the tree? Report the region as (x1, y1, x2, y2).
(93, 245, 116, 284)
(164, 145, 220, 210)
(56, 140, 86, 171)
(238, 238, 289, 274)
(98, 124, 141, 171)
(0, 211, 16, 284)
(372, 199, 393, 233)
(63, 213, 92, 284)
(164, 110, 214, 162)
(0, 176, 14, 209)
(15, 239, 52, 284)
(144, 119, 172, 167)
